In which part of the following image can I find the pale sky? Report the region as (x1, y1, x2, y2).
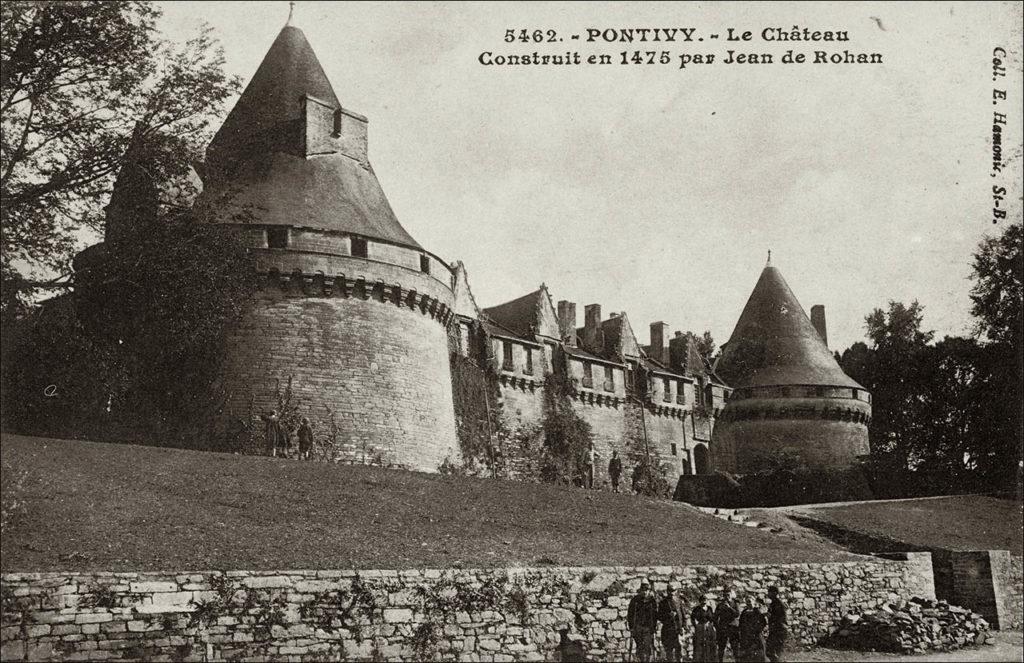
(155, 1, 1023, 351)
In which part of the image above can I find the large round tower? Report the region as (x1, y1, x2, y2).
(197, 22, 458, 470)
(711, 259, 871, 473)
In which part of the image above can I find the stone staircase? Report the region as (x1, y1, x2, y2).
(693, 506, 784, 534)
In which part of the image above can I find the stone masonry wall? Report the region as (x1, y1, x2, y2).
(217, 282, 458, 473)
(0, 556, 934, 662)
(1007, 555, 1023, 630)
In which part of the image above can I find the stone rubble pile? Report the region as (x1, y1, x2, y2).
(828, 596, 993, 653)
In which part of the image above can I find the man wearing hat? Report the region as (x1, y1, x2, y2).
(766, 586, 788, 662)
(657, 581, 685, 662)
(627, 579, 658, 662)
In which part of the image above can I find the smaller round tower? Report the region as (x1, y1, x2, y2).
(711, 258, 871, 474)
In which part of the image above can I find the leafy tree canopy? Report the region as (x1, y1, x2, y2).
(970, 222, 1022, 348)
(1, 0, 240, 312)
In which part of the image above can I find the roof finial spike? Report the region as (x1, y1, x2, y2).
(767, 249, 772, 266)
(286, 1, 296, 26)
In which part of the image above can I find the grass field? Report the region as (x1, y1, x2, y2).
(0, 434, 860, 572)
(787, 495, 1023, 555)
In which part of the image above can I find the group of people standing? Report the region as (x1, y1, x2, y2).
(626, 581, 788, 662)
(260, 410, 315, 460)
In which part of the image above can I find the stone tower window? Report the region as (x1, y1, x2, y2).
(267, 226, 289, 248)
(662, 377, 671, 402)
(582, 362, 593, 388)
(351, 237, 368, 258)
(603, 365, 614, 392)
(420, 254, 430, 274)
(671, 443, 678, 456)
(524, 348, 533, 375)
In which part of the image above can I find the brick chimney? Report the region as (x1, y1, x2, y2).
(810, 304, 828, 347)
(582, 304, 602, 351)
(557, 300, 577, 346)
(669, 331, 689, 374)
(650, 322, 669, 365)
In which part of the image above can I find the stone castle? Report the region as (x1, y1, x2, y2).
(87, 21, 871, 485)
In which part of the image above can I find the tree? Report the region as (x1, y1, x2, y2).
(970, 223, 1023, 348)
(539, 357, 594, 485)
(2, 131, 257, 445)
(0, 1, 239, 314)
(694, 330, 716, 362)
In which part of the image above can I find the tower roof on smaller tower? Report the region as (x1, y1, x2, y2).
(715, 263, 863, 390)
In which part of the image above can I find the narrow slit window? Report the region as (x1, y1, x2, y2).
(351, 237, 368, 258)
(524, 348, 533, 375)
(604, 366, 614, 392)
(582, 362, 593, 388)
(420, 254, 431, 274)
(663, 377, 671, 402)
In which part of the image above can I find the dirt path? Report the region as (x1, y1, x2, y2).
(786, 630, 1023, 662)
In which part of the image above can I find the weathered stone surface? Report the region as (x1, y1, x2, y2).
(0, 556, 959, 662)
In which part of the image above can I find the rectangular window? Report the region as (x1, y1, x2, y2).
(524, 348, 533, 375)
(676, 383, 686, 405)
(671, 443, 678, 456)
(267, 226, 289, 249)
(582, 362, 593, 388)
(604, 366, 614, 392)
(351, 237, 368, 258)
(420, 254, 431, 274)
(663, 377, 671, 402)
(502, 342, 513, 371)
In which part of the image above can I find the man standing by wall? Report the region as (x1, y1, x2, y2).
(657, 581, 685, 662)
(608, 450, 623, 492)
(714, 588, 741, 662)
(766, 586, 788, 662)
(627, 580, 658, 662)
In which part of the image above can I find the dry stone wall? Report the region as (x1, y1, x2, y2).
(1, 555, 934, 662)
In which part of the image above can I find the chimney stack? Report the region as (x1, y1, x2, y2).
(583, 304, 602, 351)
(810, 305, 828, 347)
(557, 300, 577, 346)
(650, 322, 669, 364)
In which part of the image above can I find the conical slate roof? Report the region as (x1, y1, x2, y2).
(200, 24, 422, 249)
(207, 25, 339, 171)
(715, 263, 862, 389)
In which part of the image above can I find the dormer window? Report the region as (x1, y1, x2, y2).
(267, 226, 289, 249)
(502, 342, 513, 371)
(582, 362, 593, 389)
(351, 237, 368, 258)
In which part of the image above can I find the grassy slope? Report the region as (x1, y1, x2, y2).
(788, 496, 1023, 555)
(0, 434, 856, 572)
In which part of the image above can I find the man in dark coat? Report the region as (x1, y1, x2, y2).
(657, 581, 685, 662)
(738, 596, 767, 663)
(690, 595, 714, 627)
(766, 586, 788, 662)
(260, 409, 284, 457)
(297, 416, 314, 460)
(627, 580, 658, 662)
(714, 588, 741, 662)
(608, 450, 623, 492)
